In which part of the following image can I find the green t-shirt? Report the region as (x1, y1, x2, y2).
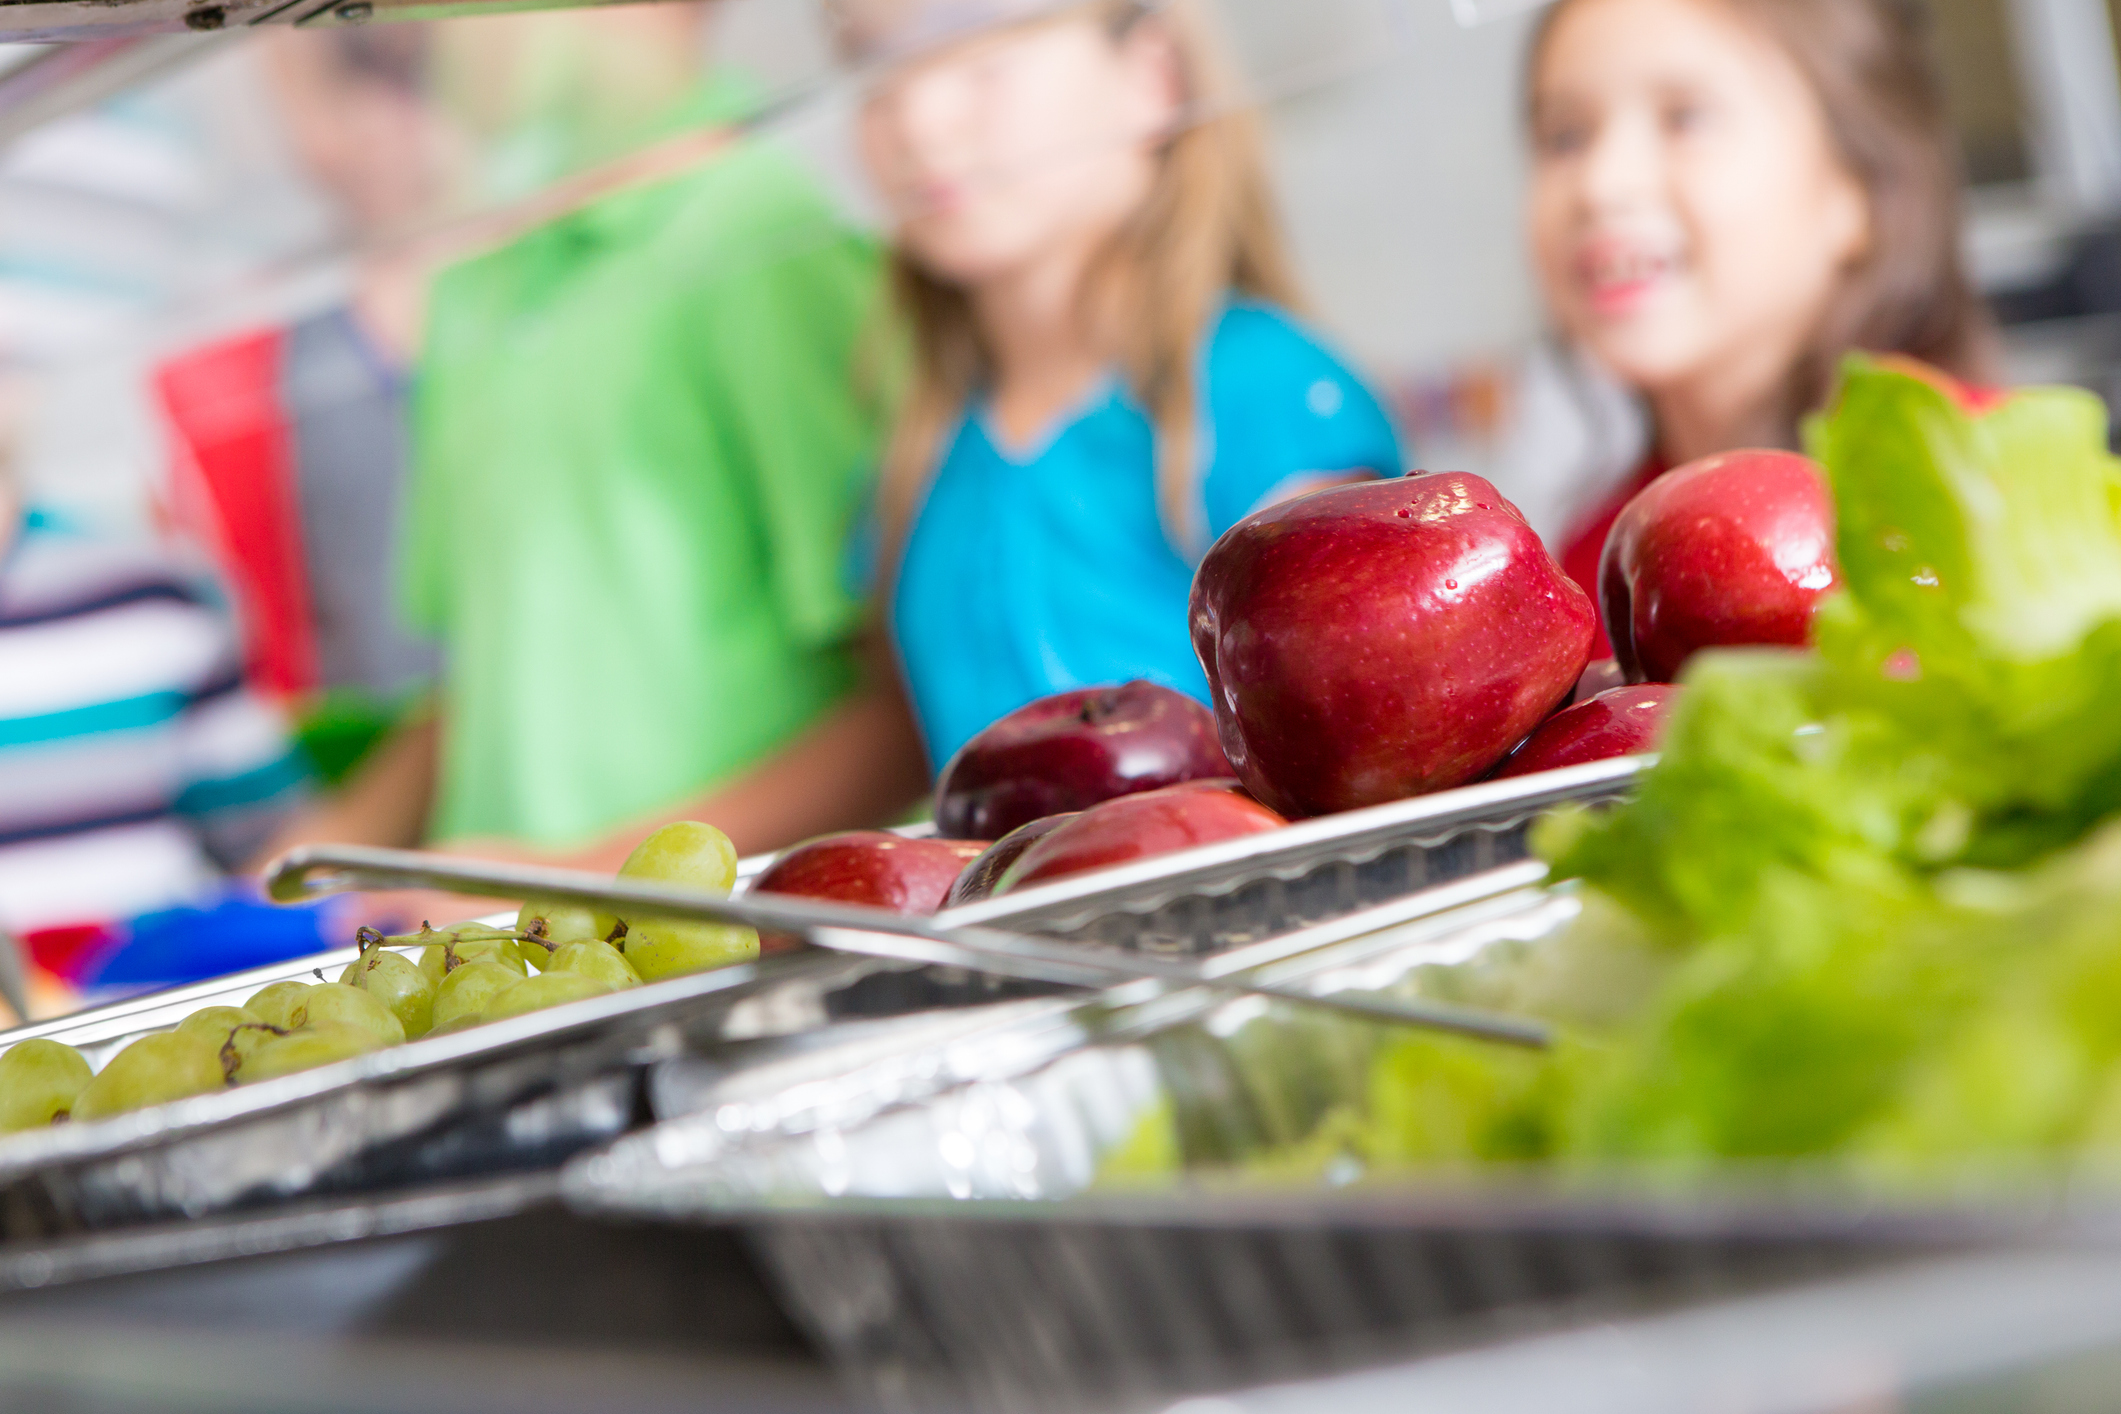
(404, 82, 889, 846)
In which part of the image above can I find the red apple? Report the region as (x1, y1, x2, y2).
(1600, 449, 1837, 684)
(1570, 657, 1627, 706)
(1190, 473, 1596, 818)
(751, 832, 990, 916)
(933, 681, 1232, 840)
(941, 813, 1076, 909)
(1494, 683, 1680, 779)
(996, 782, 1286, 894)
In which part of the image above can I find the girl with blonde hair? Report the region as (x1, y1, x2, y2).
(847, 0, 1403, 766)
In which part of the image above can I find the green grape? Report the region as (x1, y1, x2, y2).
(238, 1023, 389, 1083)
(245, 980, 313, 1030)
(430, 960, 522, 1032)
(174, 1006, 277, 1080)
(71, 1033, 225, 1121)
(339, 950, 436, 1038)
(546, 939, 641, 990)
(417, 928, 527, 985)
(174, 1005, 261, 1048)
(593, 821, 740, 940)
(298, 983, 407, 1046)
(0, 1039, 92, 1132)
(481, 971, 614, 1022)
(623, 919, 760, 982)
(516, 899, 601, 970)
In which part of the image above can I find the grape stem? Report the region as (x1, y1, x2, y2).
(220, 1021, 290, 1082)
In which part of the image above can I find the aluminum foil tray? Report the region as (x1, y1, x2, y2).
(0, 921, 1072, 1250)
(566, 873, 2016, 1413)
(939, 756, 1644, 954)
(0, 758, 1630, 1275)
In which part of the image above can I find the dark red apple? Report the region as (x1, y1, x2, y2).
(1570, 657, 1627, 706)
(751, 832, 990, 916)
(933, 681, 1232, 841)
(1494, 683, 1680, 779)
(996, 781, 1286, 894)
(941, 813, 1076, 909)
(1600, 449, 1837, 684)
(1190, 473, 1596, 818)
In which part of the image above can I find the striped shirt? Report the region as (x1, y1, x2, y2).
(0, 509, 310, 934)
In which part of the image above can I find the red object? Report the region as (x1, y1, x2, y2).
(1558, 457, 1663, 660)
(944, 813, 1076, 908)
(932, 681, 1232, 841)
(751, 832, 990, 916)
(1600, 449, 1837, 683)
(1191, 473, 1595, 818)
(1569, 657, 1628, 706)
(1495, 683, 1680, 778)
(156, 330, 319, 699)
(21, 921, 121, 985)
(998, 782, 1286, 893)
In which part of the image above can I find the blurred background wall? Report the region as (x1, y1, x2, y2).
(0, 0, 2115, 535)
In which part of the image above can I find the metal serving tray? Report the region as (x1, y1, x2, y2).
(0, 859, 1527, 1267)
(0, 871, 1544, 1297)
(0, 861, 1114, 1254)
(565, 872, 2024, 1414)
(940, 756, 1645, 953)
(0, 759, 1631, 1275)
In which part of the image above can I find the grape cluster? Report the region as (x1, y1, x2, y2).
(0, 822, 759, 1133)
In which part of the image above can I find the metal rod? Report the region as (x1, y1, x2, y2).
(266, 845, 1552, 1049)
(0, 925, 28, 1027)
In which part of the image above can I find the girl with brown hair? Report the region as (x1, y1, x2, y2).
(1527, 0, 1998, 648)
(845, 0, 1403, 766)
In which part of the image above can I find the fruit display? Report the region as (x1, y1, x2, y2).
(752, 832, 989, 914)
(1492, 683, 1679, 778)
(1600, 448, 1840, 683)
(1125, 357, 2121, 1179)
(995, 782, 1288, 894)
(932, 681, 1232, 840)
(0, 821, 756, 1134)
(1191, 473, 1597, 817)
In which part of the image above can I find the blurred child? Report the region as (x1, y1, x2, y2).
(311, 0, 1407, 872)
(1523, 0, 1995, 647)
(850, 0, 1403, 765)
(0, 425, 310, 974)
(267, 4, 914, 874)
(159, 30, 451, 784)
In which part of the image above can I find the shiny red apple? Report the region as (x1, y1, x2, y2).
(933, 681, 1232, 841)
(1190, 473, 1596, 818)
(941, 813, 1076, 909)
(1494, 683, 1680, 779)
(751, 832, 990, 916)
(996, 782, 1286, 894)
(1600, 449, 1837, 684)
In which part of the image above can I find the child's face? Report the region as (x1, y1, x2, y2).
(1526, 0, 1869, 400)
(858, 12, 1179, 288)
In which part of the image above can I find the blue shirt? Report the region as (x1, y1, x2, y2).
(893, 301, 1403, 767)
